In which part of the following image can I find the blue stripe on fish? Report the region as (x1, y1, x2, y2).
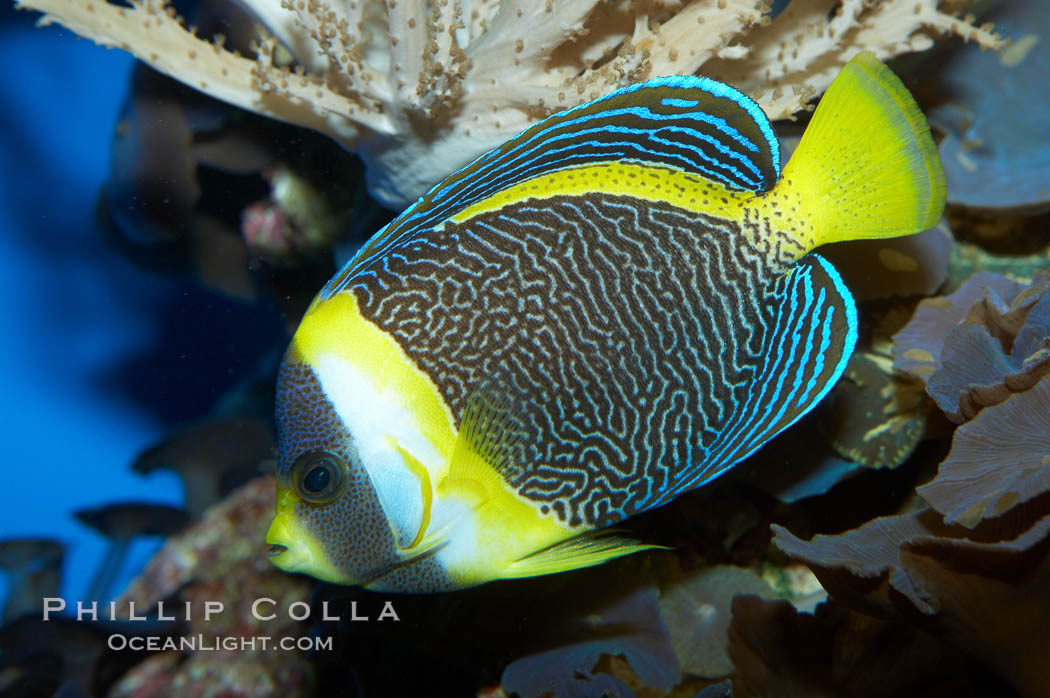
(661, 97, 700, 109)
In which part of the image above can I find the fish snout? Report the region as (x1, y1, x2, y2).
(264, 505, 315, 573)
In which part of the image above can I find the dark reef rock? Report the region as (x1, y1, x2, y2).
(771, 500, 1050, 698)
(728, 596, 1017, 698)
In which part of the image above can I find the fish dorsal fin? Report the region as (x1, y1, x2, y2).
(503, 531, 665, 579)
(664, 253, 858, 498)
(327, 76, 780, 292)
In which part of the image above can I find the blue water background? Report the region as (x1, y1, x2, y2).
(0, 12, 284, 606)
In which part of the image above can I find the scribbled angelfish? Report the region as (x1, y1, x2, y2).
(265, 52, 945, 592)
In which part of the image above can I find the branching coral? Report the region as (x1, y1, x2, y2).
(18, 0, 1002, 207)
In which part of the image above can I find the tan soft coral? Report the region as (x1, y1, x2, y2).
(18, 0, 1003, 207)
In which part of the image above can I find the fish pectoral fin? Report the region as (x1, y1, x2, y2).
(397, 524, 451, 559)
(442, 377, 531, 507)
(502, 532, 666, 579)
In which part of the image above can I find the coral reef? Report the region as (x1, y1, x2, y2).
(772, 502, 1050, 698)
(18, 0, 1002, 207)
(770, 246, 1050, 698)
(743, 411, 864, 502)
(103, 55, 368, 324)
(6, 1, 1048, 696)
(132, 416, 275, 519)
(773, 261, 1050, 696)
(817, 351, 927, 469)
(727, 595, 1013, 698)
(892, 270, 1050, 421)
(0, 614, 183, 697)
(918, 378, 1050, 528)
(818, 221, 954, 302)
(74, 503, 189, 602)
(893, 271, 1021, 379)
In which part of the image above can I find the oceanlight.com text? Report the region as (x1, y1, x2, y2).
(107, 634, 335, 652)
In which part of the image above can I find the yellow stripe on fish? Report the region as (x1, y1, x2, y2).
(266, 52, 945, 592)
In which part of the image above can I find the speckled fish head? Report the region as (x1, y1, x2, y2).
(265, 351, 453, 592)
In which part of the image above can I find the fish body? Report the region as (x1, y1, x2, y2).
(266, 52, 945, 592)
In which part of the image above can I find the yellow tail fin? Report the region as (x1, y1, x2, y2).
(779, 51, 946, 250)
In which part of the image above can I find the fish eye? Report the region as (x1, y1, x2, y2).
(292, 451, 345, 504)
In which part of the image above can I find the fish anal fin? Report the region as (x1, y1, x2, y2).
(503, 533, 666, 579)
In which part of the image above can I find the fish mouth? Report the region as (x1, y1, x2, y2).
(264, 536, 312, 573)
(264, 514, 311, 572)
